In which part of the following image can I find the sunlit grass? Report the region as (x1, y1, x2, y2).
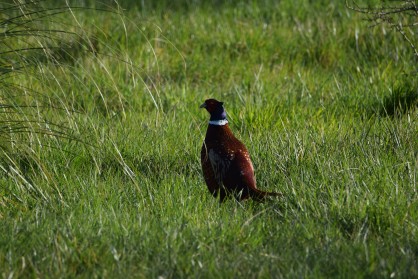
(0, 0, 417, 278)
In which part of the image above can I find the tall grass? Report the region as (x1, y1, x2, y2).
(0, 0, 159, 211)
(0, 1, 84, 209)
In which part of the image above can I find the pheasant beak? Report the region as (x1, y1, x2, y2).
(199, 102, 206, 108)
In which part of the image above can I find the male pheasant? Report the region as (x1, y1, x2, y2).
(200, 99, 281, 202)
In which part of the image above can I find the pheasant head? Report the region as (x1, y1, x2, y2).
(200, 98, 228, 125)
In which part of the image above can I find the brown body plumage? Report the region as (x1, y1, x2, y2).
(200, 99, 281, 202)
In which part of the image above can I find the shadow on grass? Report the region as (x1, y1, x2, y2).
(378, 83, 418, 117)
(365, 81, 418, 118)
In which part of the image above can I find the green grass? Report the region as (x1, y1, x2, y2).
(1, 0, 417, 278)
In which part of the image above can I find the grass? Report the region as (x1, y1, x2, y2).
(1, 0, 417, 278)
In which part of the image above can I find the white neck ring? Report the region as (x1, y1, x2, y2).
(208, 119, 228, 126)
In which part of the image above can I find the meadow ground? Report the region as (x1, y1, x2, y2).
(0, 0, 417, 278)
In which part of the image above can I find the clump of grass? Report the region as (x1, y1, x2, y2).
(0, 1, 95, 141)
(379, 82, 418, 117)
(0, 1, 83, 207)
(0, 0, 155, 210)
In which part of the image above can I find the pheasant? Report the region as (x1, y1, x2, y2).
(200, 99, 281, 202)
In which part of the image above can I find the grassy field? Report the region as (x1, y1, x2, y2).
(1, 0, 417, 278)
